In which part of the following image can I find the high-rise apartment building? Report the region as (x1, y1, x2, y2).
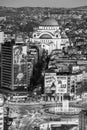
(1, 40, 28, 93)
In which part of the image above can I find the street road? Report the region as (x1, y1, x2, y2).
(6, 100, 85, 130)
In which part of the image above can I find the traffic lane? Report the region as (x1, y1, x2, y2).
(18, 109, 79, 130)
(7, 102, 82, 119)
(19, 116, 32, 130)
(19, 112, 39, 130)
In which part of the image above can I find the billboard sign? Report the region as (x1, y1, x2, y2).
(56, 76, 67, 93)
(13, 45, 27, 65)
(14, 64, 27, 86)
(45, 73, 56, 93)
(13, 45, 27, 87)
(45, 73, 67, 93)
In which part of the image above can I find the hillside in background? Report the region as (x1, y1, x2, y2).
(0, 6, 87, 17)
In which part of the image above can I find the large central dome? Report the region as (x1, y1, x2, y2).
(40, 18, 58, 26)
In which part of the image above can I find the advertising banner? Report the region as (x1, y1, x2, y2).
(13, 45, 27, 87)
(45, 73, 67, 94)
(14, 64, 27, 86)
(13, 45, 27, 65)
(45, 73, 56, 93)
(56, 76, 67, 93)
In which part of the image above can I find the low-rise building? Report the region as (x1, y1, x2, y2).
(44, 67, 87, 102)
(44, 70, 71, 102)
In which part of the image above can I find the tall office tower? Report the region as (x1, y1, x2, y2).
(79, 110, 87, 130)
(1, 40, 28, 92)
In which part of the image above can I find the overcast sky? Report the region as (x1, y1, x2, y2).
(0, 0, 87, 8)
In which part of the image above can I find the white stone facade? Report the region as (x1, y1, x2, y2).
(30, 18, 69, 55)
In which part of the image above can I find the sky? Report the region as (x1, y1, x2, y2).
(0, 0, 87, 8)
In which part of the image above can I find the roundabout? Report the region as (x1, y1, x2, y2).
(5, 100, 82, 130)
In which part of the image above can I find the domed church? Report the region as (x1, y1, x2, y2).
(30, 17, 69, 55)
